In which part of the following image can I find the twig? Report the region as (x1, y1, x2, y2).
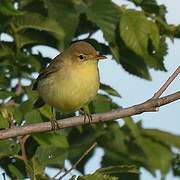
(152, 66, 180, 99)
(57, 142, 97, 180)
(53, 168, 65, 179)
(2, 173, 6, 180)
(17, 135, 29, 163)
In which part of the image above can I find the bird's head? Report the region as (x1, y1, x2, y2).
(62, 41, 106, 64)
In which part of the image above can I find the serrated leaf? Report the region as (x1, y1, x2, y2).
(119, 9, 164, 70)
(120, 9, 159, 56)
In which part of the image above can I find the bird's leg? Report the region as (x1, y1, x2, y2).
(50, 107, 60, 131)
(80, 107, 92, 123)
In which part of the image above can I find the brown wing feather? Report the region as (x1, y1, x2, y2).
(32, 53, 63, 90)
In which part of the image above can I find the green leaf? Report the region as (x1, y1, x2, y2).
(11, 12, 65, 48)
(131, 0, 167, 20)
(124, 118, 172, 175)
(0, 104, 15, 128)
(33, 133, 69, 149)
(78, 172, 118, 180)
(85, 39, 111, 55)
(34, 145, 67, 167)
(85, 0, 120, 60)
(120, 9, 159, 56)
(0, 74, 10, 89)
(90, 94, 119, 113)
(142, 129, 180, 148)
(0, 90, 15, 99)
(8, 164, 24, 180)
(96, 165, 139, 175)
(98, 123, 128, 155)
(100, 83, 121, 97)
(15, 30, 57, 49)
(19, 99, 33, 115)
(0, 0, 23, 16)
(39, 104, 52, 119)
(14, 106, 23, 124)
(0, 139, 20, 158)
(120, 50, 151, 80)
(44, 0, 79, 47)
(140, 136, 172, 176)
(26, 156, 48, 180)
(0, 113, 9, 128)
(25, 109, 43, 124)
(119, 9, 164, 70)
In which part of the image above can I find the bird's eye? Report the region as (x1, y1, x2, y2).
(79, 54, 84, 60)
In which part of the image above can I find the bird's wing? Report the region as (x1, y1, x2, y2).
(33, 96, 45, 108)
(33, 53, 63, 90)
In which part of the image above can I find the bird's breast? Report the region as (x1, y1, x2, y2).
(38, 61, 99, 112)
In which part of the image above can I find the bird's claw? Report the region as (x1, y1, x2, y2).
(50, 118, 60, 132)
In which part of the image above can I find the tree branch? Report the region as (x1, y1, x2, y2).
(152, 66, 180, 99)
(56, 142, 97, 180)
(0, 91, 179, 140)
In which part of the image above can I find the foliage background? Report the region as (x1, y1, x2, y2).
(1, 1, 179, 179)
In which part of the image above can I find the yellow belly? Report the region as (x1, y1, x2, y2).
(37, 61, 99, 112)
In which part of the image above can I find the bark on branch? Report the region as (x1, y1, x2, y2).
(0, 91, 179, 140)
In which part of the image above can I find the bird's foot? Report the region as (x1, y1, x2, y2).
(80, 108, 93, 123)
(50, 118, 60, 132)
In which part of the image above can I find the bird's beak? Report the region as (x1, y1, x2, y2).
(95, 54, 107, 60)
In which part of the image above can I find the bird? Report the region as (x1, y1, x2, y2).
(33, 41, 106, 129)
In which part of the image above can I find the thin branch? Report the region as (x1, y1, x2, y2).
(0, 91, 179, 140)
(17, 135, 29, 163)
(57, 142, 97, 180)
(2, 173, 6, 180)
(152, 66, 180, 99)
(53, 168, 65, 179)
